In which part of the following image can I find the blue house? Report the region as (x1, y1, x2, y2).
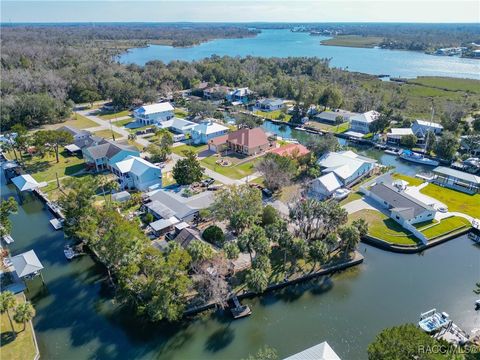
(111, 156, 161, 191)
(255, 98, 284, 112)
(82, 140, 140, 172)
(191, 119, 229, 144)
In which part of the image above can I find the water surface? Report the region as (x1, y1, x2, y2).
(119, 29, 480, 79)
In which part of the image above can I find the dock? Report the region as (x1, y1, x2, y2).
(230, 296, 252, 319)
(49, 218, 63, 230)
(2, 234, 14, 244)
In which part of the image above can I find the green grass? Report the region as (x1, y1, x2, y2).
(392, 173, 424, 187)
(418, 216, 471, 240)
(56, 114, 98, 129)
(339, 191, 363, 206)
(112, 118, 134, 127)
(305, 121, 349, 134)
(254, 110, 292, 122)
(171, 144, 208, 156)
(348, 209, 420, 245)
(98, 110, 131, 120)
(13, 150, 85, 183)
(0, 294, 37, 360)
(174, 108, 188, 118)
(201, 156, 259, 179)
(420, 183, 480, 218)
(93, 129, 123, 140)
(407, 77, 480, 94)
(321, 35, 384, 48)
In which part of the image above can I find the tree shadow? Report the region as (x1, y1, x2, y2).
(310, 276, 334, 296)
(0, 331, 16, 347)
(204, 326, 235, 353)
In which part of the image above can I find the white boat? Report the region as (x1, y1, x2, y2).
(418, 309, 450, 333)
(2, 234, 14, 244)
(50, 218, 63, 230)
(400, 150, 439, 166)
(64, 245, 81, 260)
(294, 126, 306, 131)
(384, 148, 400, 155)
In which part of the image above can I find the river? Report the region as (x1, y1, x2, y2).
(119, 29, 480, 80)
(2, 151, 480, 359)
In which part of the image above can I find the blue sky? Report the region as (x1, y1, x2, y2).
(1, 1, 479, 23)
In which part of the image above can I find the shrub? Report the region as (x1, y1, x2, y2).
(202, 225, 225, 247)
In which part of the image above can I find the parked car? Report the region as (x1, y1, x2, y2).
(262, 188, 273, 198)
(201, 178, 215, 187)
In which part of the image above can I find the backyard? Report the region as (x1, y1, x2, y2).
(392, 173, 424, 187)
(416, 216, 471, 240)
(305, 121, 349, 134)
(348, 209, 420, 245)
(201, 155, 259, 180)
(51, 113, 98, 129)
(10, 151, 85, 183)
(0, 294, 37, 360)
(171, 144, 208, 156)
(93, 129, 123, 140)
(98, 110, 131, 120)
(420, 183, 480, 218)
(254, 109, 292, 122)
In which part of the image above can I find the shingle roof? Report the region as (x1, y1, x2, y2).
(84, 140, 138, 160)
(270, 143, 310, 157)
(257, 98, 284, 107)
(369, 182, 434, 219)
(212, 127, 269, 148)
(11, 250, 44, 278)
(58, 125, 91, 137)
(314, 172, 343, 192)
(146, 190, 197, 220)
(174, 228, 202, 248)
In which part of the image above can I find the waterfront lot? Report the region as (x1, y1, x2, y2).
(420, 183, 480, 218)
(349, 209, 420, 245)
(171, 144, 208, 156)
(254, 109, 292, 122)
(305, 121, 349, 134)
(416, 216, 471, 240)
(201, 156, 259, 180)
(392, 173, 424, 187)
(0, 294, 37, 360)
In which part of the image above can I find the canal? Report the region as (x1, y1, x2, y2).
(2, 148, 479, 359)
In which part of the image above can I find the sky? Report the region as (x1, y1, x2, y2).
(1, 1, 479, 23)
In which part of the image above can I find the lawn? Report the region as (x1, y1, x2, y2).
(418, 216, 471, 240)
(305, 121, 349, 134)
(55, 114, 98, 129)
(14, 151, 85, 183)
(339, 191, 363, 206)
(420, 183, 480, 218)
(392, 173, 424, 187)
(320, 35, 384, 48)
(171, 144, 208, 156)
(93, 129, 123, 140)
(174, 108, 188, 118)
(112, 118, 134, 127)
(348, 209, 420, 245)
(0, 294, 37, 360)
(201, 156, 259, 179)
(98, 110, 131, 120)
(254, 110, 292, 122)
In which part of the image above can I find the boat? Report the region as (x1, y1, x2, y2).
(384, 148, 400, 155)
(294, 126, 306, 131)
(2, 234, 14, 244)
(64, 245, 82, 260)
(333, 188, 351, 201)
(418, 309, 450, 333)
(230, 296, 252, 319)
(468, 232, 480, 244)
(475, 300, 480, 310)
(49, 218, 63, 230)
(400, 150, 439, 166)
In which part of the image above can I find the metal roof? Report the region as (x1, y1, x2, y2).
(11, 250, 44, 278)
(12, 174, 40, 192)
(433, 166, 480, 184)
(135, 102, 174, 115)
(284, 341, 341, 360)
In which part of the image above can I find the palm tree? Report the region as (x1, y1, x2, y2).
(0, 291, 17, 337)
(13, 301, 35, 333)
(474, 282, 480, 295)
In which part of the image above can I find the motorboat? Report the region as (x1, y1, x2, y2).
(64, 245, 82, 260)
(418, 309, 450, 333)
(475, 300, 480, 310)
(400, 150, 439, 166)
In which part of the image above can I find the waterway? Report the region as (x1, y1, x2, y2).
(119, 29, 480, 80)
(2, 157, 479, 359)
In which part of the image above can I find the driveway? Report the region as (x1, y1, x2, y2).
(342, 198, 378, 214)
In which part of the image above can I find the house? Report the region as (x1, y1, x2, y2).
(173, 228, 203, 249)
(367, 181, 436, 226)
(310, 172, 343, 198)
(203, 85, 231, 100)
(191, 119, 229, 144)
(270, 143, 310, 158)
(284, 341, 341, 360)
(314, 110, 356, 124)
(82, 140, 140, 172)
(432, 166, 480, 194)
(111, 191, 131, 203)
(227, 87, 252, 104)
(58, 125, 92, 143)
(157, 117, 197, 135)
(133, 102, 174, 125)
(411, 119, 444, 137)
(317, 151, 377, 186)
(349, 110, 380, 134)
(460, 135, 480, 156)
(111, 156, 161, 191)
(386, 128, 415, 145)
(255, 98, 284, 112)
(208, 127, 273, 156)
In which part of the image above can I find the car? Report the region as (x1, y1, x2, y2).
(201, 178, 215, 187)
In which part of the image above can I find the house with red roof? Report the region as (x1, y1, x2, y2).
(270, 143, 310, 158)
(208, 127, 273, 156)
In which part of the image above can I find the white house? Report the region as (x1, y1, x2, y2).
(386, 128, 415, 145)
(111, 156, 161, 191)
(412, 119, 444, 137)
(366, 181, 436, 226)
(191, 119, 229, 144)
(255, 98, 284, 112)
(157, 117, 197, 135)
(349, 110, 380, 134)
(133, 102, 174, 125)
(58, 125, 92, 143)
(310, 172, 343, 198)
